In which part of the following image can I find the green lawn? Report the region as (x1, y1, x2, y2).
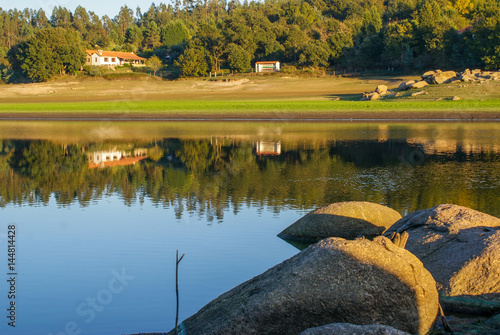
(1, 99, 500, 114)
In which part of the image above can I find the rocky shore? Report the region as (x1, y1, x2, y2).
(159, 203, 500, 335)
(362, 69, 500, 101)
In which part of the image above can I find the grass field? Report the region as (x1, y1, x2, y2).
(1, 74, 499, 119)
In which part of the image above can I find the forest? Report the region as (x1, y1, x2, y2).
(0, 0, 499, 82)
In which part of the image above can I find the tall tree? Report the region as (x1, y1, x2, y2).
(143, 21, 161, 49)
(162, 20, 190, 47)
(8, 27, 85, 82)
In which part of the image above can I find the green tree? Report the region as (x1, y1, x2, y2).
(382, 20, 415, 68)
(50, 6, 72, 29)
(174, 45, 208, 77)
(162, 20, 190, 47)
(125, 25, 143, 46)
(326, 18, 353, 62)
(8, 27, 85, 82)
(147, 55, 163, 76)
(143, 21, 161, 49)
(298, 40, 330, 67)
(227, 43, 251, 72)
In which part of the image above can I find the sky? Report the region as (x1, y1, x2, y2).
(1, 0, 161, 18)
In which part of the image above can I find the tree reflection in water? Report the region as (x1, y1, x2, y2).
(0, 137, 498, 218)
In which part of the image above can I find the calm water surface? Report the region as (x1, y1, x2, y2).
(0, 121, 499, 335)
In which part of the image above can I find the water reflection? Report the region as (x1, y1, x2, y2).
(1, 122, 499, 218)
(0, 121, 498, 335)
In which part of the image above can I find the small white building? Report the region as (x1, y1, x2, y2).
(86, 50, 146, 67)
(256, 141, 281, 156)
(255, 61, 280, 73)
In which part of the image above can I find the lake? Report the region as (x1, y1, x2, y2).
(0, 121, 499, 335)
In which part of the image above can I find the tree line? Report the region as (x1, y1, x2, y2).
(0, 0, 499, 81)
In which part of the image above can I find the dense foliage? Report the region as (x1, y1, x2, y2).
(0, 0, 499, 81)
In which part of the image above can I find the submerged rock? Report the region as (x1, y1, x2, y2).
(384, 204, 500, 315)
(299, 323, 411, 335)
(278, 201, 402, 242)
(169, 236, 438, 335)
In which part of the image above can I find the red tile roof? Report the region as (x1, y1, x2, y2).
(458, 26, 473, 34)
(255, 61, 280, 64)
(86, 50, 146, 61)
(89, 156, 147, 169)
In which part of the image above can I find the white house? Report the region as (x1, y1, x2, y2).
(255, 61, 280, 73)
(87, 148, 148, 169)
(85, 50, 146, 67)
(256, 141, 281, 155)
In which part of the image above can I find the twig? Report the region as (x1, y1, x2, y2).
(175, 250, 185, 335)
(439, 302, 454, 334)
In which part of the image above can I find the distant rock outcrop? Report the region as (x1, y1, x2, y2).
(169, 236, 439, 335)
(278, 201, 402, 242)
(384, 204, 500, 315)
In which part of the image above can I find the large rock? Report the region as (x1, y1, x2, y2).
(408, 81, 428, 89)
(432, 71, 457, 84)
(170, 237, 438, 335)
(278, 201, 402, 242)
(376, 85, 388, 94)
(384, 204, 500, 315)
(422, 70, 436, 79)
(299, 323, 411, 335)
(398, 80, 416, 91)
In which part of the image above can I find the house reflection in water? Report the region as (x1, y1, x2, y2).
(88, 148, 148, 169)
(256, 141, 281, 156)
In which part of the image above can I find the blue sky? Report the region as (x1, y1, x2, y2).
(2, 0, 161, 18)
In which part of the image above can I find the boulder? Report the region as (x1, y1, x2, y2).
(384, 204, 500, 315)
(452, 96, 461, 100)
(376, 85, 388, 94)
(278, 201, 402, 242)
(299, 323, 411, 335)
(432, 71, 456, 84)
(169, 237, 438, 335)
(398, 80, 418, 91)
(411, 91, 427, 97)
(361, 92, 379, 101)
(461, 74, 475, 82)
(408, 81, 428, 89)
(422, 71, 436, 79)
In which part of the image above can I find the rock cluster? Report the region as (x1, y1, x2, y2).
(169, 236, 438, 335)
(361, 68, 500, 100)
(168, 203, 499, 335)
(400, 69, 500, 91)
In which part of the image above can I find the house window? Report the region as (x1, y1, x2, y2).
(95, 57, 97, 62)
(112, 58, 116, 62)
(87, 57, 90, 62)
(104, 57, 109, 62)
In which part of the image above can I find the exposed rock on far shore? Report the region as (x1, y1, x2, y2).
(390, 69, 500, 95)
(278, 201, 402, 242)
(168, 236, 438, 335)
(384, 204, 500, 315)
(376, 84, 388, 94)
(299, 323, 412, 335)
